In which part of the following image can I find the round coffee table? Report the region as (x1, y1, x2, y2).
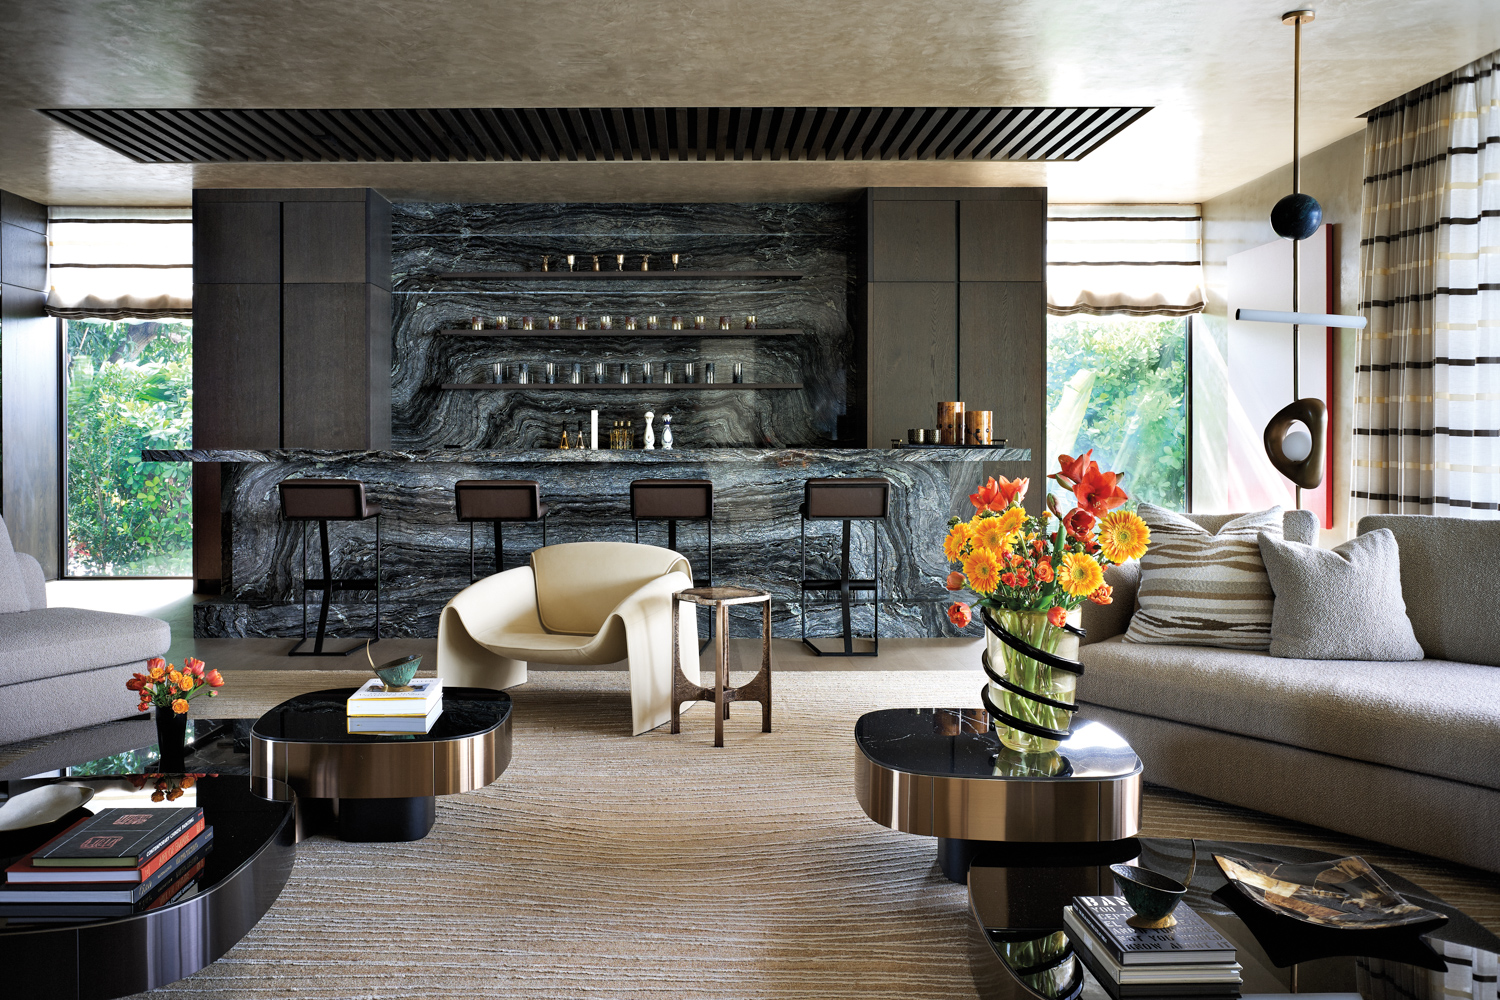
(0, 774, 295, 1000)
(250, 686, 512, 842)
(855, 709, 1143, 883)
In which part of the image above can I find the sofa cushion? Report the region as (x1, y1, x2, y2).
(0, 518, 33, 614)
(1077, 635, 1500, 791)
(1358, 514, 1500, 667)
(1124, 505, 1282, 650)
(1259, 529, 1424, 661)
(0, 608, 171, 688)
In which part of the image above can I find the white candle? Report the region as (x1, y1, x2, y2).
(590, 410, 598, 450)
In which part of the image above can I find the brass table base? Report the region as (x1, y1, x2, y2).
(671, 586, 773, 746)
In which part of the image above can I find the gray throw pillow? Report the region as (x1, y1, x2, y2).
(0, 521, 31, 613)
(1257, 528, 1424, 661)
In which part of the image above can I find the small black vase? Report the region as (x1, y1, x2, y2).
(155, 708, 188, 772)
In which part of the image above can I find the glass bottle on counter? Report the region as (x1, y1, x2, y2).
(560, 426, 571, 449)
(662, 413, 673, 450)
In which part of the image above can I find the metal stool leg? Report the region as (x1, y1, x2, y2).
(493, 520, 504, 575)
(839, 518, 855, 656)
(714, 602, 730, 748)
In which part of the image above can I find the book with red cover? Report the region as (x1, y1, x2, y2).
(0, 855, 208, 919)
(0, 828, 213, 903)
(31, 806, 202, 867)
(6, 816, 207, 883)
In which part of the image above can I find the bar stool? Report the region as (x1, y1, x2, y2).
(671, 586, 772, 747)
(630, 479, 713, 585)
(454, 480, 547, 582)
(278, 478, 382, 657)
(799, 477, 892, 657)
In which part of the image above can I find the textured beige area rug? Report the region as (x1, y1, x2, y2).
(101, 668, 1499, 998)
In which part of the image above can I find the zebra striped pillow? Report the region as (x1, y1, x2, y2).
(1124, 505, 1284, 650)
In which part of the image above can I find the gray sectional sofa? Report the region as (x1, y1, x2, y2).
(0, 517, 172, 744)
(1078, 511, 1500, 873)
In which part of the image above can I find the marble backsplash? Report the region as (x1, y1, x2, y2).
(392, 202, 856, 450)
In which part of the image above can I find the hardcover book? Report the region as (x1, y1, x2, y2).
(1063, 908, 1242, 984)
(1073, 896, 1236, 965)
(346, 678, 443, 717)
(0, 857, 207, 921)
(348, 702, 442, 734)
(0, 829, 213, 903)
(1067, 919, 1242, 1000)
(31, 807, 202, 867)
(7, 817, 207, 883)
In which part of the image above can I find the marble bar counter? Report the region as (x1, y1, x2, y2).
(147, 447, 1029, 640)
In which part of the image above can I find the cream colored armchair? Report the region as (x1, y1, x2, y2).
(437, 541, 697, 735)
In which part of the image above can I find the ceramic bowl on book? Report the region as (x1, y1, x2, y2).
(1214, 853, 1447, 930)
(370, 652, 422, 690)
(1110, 864, 1188, 929)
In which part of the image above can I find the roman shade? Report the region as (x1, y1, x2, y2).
(45, 207, 192, 320)
(1047, 205, 1204, 317)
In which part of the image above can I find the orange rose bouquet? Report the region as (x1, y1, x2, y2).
(943, 452, 1149, 753)
(127, 656, 225, 714)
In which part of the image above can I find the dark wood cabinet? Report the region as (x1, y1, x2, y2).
(960, 200, 1046, 282)
(871, 201, 955, 281)
(868, 283, 957, 447)
(960, 282, 1046, 509)
(283, 202, 370, 284)
(282, 283, 391, 449)
(192, 283, 282, 448)
(192, 201, 280, 284)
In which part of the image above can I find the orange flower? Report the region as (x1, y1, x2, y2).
(962, 548, 1003, 594)
(1057, 552, 1105, 598)
(179, 673, 196, 691)
(1098, 510, 1150, 563)
(1088, 584, 1115, 606)
(149, 663, 166, 681)
(1000, 572, 1018, 588)
(206, 669, 225, 688)
(945, 571, 965, 591)
(180, 775, 198, 788)
(947, 602, 972, 628)
(970, 477, 1005, 511)
(995, 476, 1029, 507)
(170, 698, 189, 715)
(1034, 560, 1054, 583)
(137, 699, 151, 713)
(126, 674, 145, 692)
(1074, 466, 1129, 516)
(1052, 450, 1093, 489)
(943, 521, 972, 563)
(1047, 606, 1068, 628)
(151, 790, 165, 802)
(184, 656, 205, 677)
(1063, 506, 1096, 539)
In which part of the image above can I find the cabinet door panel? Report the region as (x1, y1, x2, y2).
(872, 202, 956, 281)
(960, 282, 1045, 509)
(283, 202, 368, 284)
(960, 201, 1046, 282)
(868, 282, 956, 448)
(282, 283, 371, 448)
(192, 283, 281, 448)
(193, 202, 280, 284)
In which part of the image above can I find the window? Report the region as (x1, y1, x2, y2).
(1046, 315, 1189, 511)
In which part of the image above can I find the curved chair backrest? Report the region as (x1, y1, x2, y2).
(530, 542, 692, 636)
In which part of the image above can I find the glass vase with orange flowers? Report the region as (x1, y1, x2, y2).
(943, 453, 1150, 753)
(126, 657, 225, 769)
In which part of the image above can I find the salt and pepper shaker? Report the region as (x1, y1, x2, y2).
(643, 411, 655, 450)
(661, 414, 673, 450)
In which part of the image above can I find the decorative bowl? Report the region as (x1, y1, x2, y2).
(374, 654, 422, 690)
(1214, 853, 1446, 931)
(1111, 863, 1188, 928)
(0, 783, 95, 831)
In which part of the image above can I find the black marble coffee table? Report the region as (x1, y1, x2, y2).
(967, 836, 1500, 1000)
(0, 772, 295, 1000)
(855, 709, 1143, 883)
(250, 686, 512, 842)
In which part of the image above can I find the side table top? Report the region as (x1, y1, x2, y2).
(251, 686, 511, 745)
(675, 586, 771, 606)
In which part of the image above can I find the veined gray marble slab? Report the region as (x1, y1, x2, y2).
(144, 447, 1029, 464)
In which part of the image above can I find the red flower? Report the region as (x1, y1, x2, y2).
(947, 602, 972, 628)
(1014, 568, 1030, 586)
(1074, 466, 1129, 516)
(184, 657, 205, 677)
(1063, 507, 1096, 539)
(945, 571, 965, 591)
(1051, 450, 1094, 490)
(146, 656, 166, 672)
(205, 669, 225, 688)
(995, 476, 1029, 507)
(1034, 561, 1054, 583)
(125, 674, 145, 692)
(1047, 606, 1068, 628)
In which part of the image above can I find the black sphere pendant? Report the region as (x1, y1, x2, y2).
(1271, 192, 1323, 240)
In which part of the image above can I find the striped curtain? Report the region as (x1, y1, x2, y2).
(1353, 49, 1500, 518)
(46, 207, 192, 320)
(1047, 205, 1204, 316)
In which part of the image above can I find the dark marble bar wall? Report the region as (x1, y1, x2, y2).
(157, 448, 1027, 640)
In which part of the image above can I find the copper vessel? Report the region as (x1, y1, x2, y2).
(965, 410, 994, 445)
(938, 402, 966, 446)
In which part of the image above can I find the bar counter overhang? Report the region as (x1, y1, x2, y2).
(148, 446, 1029, 640)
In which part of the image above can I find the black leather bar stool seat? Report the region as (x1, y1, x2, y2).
(278, 478, 382, 657)
(631, 479, 714, 586)
(799, 477, 892, 657)
(454, 480, 548, 581)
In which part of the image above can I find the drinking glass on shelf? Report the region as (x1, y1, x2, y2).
(574, 316, 586, 330)
(647, 315, 659, 330)
(618, 363, 631, 384)
(522, 315, 534, 330)
(745, 315, 757, 329)
(492, 363, 505, 384)
(517, 363, 530, 385)
(543, 362, 556, 384)
(704, 362, 716, 384)
(671, 316, 683, 330)
(548, 316, 561, 330)
(471, 316, 484, 330)
(566, 254, 576, 271)
(719, 316, 731, 330)
(600, 315, 613, 330)
(693, 315, 705, 330)
(571, 363, 582, 384)
(663, 363, 675, 384)
(733, 363, 744, 383)
(683, 362, 696, 384)
(592, 362, 605, 384)
(624, 316, 637, 330)
(496, 315, 509, 330)
(642, 362, 654, 383)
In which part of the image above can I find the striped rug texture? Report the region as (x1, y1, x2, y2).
(97, 669, 1500, 998)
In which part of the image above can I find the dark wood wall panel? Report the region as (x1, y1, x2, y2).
(282, 283, 372, 449)
(867, 282, 956, 448)
(1, 289, 61, 575)
(1, 220, 48, 290)
(871, 202, 955, 282)
(960, 281, 1045, 511)
(283, 202, 369, 284)
(960, 201, 1047, 282)
(192, 283, 282, 448)
(192, 200, 280, 283)
(365, 193, 392, 291)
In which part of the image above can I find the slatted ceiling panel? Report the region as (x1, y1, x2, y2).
(40, 106, 1150, 163)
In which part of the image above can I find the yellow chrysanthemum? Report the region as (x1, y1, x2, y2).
(969, 507, 1026, 552)
(1056, 552, 1104, 598)
(962, 547, 1003, 594)
(1098, 510, 1150, 563)
(943, 522, 972, 562)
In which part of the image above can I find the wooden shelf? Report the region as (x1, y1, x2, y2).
(431, 270, 803, 281)
(442, 382, 804, 391)
(436, 328, 802, 338)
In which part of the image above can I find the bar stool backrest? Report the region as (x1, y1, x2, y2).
(803, 478, 892, 520)
(279, 479, 373, 520)
(630, 479, 713, 520)
(455, 480, 543, 522)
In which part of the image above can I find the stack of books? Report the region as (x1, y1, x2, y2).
(0, 806, 213, 919)
(346, 677, 444, 733)
(1063, 896, 1242, 999)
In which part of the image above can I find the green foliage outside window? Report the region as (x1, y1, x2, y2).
(66, 319, 193, 576)
(1046, 315, 1188, 511)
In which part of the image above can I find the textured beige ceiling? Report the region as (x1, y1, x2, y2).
(0, 0, 1495, 206)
